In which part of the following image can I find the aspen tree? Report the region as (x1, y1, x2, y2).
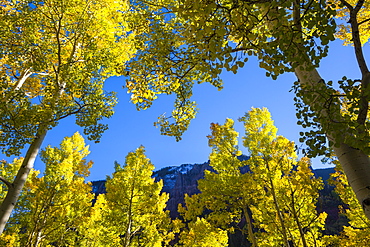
(1, 133, 94, 246)
(103, 146, 171, 247)
(0, 0, 139, 231)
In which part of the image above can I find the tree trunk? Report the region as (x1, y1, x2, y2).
(0, 127, 47, 234)
(269, 178, 291, 247)
(295, 66, 370, 221)
(333, 143, 370, 219)
(289, 189, 308, 247)
(243, 206, 258, 247)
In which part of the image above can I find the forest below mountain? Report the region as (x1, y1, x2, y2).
(1, 108, 368, 246)
(93, 162, 347, 237)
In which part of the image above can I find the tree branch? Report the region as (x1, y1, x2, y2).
(0, 176, 12, 189)
(358, 17, 370, 26)
(343, 0, 370, 125)
(14, 69, 32, 91)
(340, 0, 353, 11)
(357, 73, 370, 125)
(354, 0, 365, 14)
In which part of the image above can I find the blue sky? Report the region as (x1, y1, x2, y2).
(4, 40, 367, 181)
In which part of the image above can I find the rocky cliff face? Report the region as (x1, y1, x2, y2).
(152, 155, 250, 218)
(153, 161, 212, 218)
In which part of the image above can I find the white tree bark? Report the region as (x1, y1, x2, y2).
(0, 127, 47, 234)
(333, 144, 370, 218)
(295, 66, 370, 220)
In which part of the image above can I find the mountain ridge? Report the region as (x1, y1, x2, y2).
(92, 158, 338, 220)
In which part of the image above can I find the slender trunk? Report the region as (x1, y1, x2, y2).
(290, 189, 308, 247)
(34, 230, 43, 247)
(269, 178, 291, 247)
(27, 195, 53, 247)
(243, 206, 258, 247)
(0, 127, 47, 234)
(295, 66, 370, 220)
(124, 218, 132, 247)
(124, 173, 136, 247)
